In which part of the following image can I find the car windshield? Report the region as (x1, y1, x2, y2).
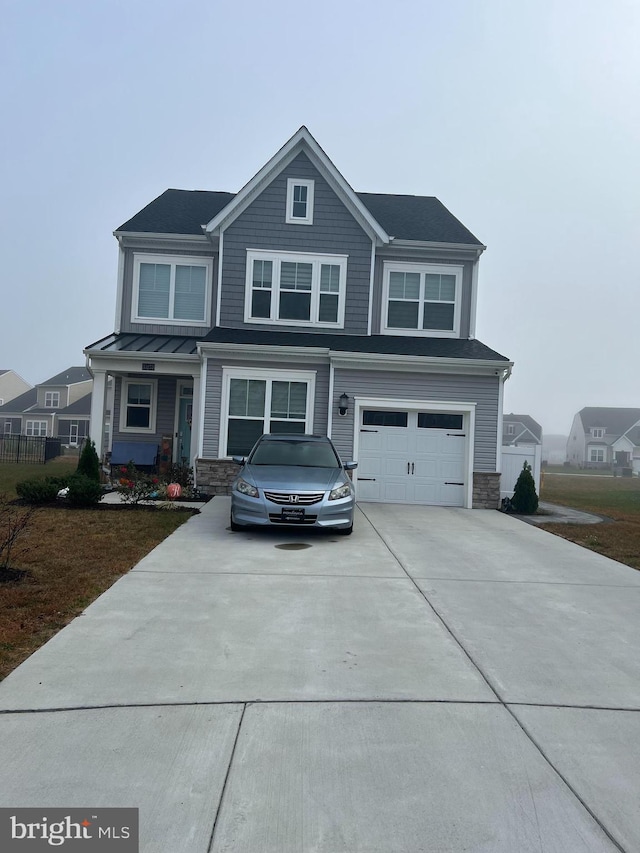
(249, 439, 340, 468)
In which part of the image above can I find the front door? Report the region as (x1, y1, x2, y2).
(177, 385, 193, 464)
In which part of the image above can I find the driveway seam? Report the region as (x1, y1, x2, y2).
(206, 702, 246, 853)
(409, 576, 640, 588)
(358, 505, 629, 853)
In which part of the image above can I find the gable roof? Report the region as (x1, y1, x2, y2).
(0, 388, 38, 414)
(115, 129, 483, 247)
(40, 366, 92, 387)
(503, 414, 542, 441)
(579, 407, 640, 436)
(58, 393, 92, 416)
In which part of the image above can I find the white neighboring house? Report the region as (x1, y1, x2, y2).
(0, 370, 32, 408)
(502, 414, 542, 447)
(567, 407, 640, 472)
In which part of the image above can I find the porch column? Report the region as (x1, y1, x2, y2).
(190, 371, 202, 473)
(89, 368, 107, 459)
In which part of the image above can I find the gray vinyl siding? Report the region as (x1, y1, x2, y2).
(220, 152, 373, 335)
(120, 245, 217, 336)
(371, 254, 473, 337)
(202, 357, 331, 458)
(36, 385, 68, 408)
(112, 375, 181, 449)
(331, 369, 500, 471)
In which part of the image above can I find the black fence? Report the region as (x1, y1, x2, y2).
(0, 435, 62, 464)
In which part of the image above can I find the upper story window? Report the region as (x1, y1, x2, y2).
(506, 424, 515, 435)
(132, 254, 212, 326)
(591, 427, 605, 438)
(245, 249, 347, 328)
(45, 391, 60, 408)
(286, 179, 314, 225)
(382, 262, 462, 338)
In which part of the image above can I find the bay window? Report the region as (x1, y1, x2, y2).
(221, 368, 315, 457)
(132, 254, 212, 325)
(383, 262, 462, 336)
(245, 250, 347, 327)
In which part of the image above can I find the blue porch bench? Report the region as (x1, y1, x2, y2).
(109, 441, 159, 476)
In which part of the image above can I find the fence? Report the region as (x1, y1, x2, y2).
(0, 435, 62, 464)
(500, 444, 542, 499)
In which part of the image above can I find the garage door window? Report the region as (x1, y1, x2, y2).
(362, 411, 408, 427)
(418, 413, 463, 430)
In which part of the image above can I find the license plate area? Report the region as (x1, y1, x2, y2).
(281, 508, 305, 522)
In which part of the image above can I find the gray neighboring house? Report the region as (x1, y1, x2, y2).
(567, 407, 640, 472)
(502, 414, 542, 447)
(0, 370, 32, 407)
(85, 126, 513, 508)
(0, 367, 93, 446)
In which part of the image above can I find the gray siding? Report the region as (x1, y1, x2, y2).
(112, 375, 183, 448)
(371, 254, 473, 338)
(331, 369, 499, 471)
(220, 152, 373, 334)
(202, 357, 331, 458)
(36, 385, 68, 408)
(120, 244, 217, 336)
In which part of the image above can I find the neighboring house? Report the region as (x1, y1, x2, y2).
(85, 127, 513, 508)
(502, 414, 542, 446)
(567, 407, 640, 471)
(0, 369, 32, 407)
(0, 367, 93, 446)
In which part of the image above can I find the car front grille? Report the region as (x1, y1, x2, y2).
(264, 491, 325, 506)
(269, 514, 318, 524)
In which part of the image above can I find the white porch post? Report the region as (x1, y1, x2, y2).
(190, 371, 201, 474)
(89, 368, 107, 459)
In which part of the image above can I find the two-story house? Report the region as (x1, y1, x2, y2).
(0, 370, 32, 407)
(85, 127, 512, 508)
(567, 407, 640, 471)
(0, 367, 92, 445)
(502, 414, 542, 447)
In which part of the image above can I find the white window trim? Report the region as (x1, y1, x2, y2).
(4, 421, 12, 434)
(592, 428, 605, 438)
(382, 261, 463, 338)
(589, 447, 605, 462)
(506, 424, 515, 435)
(244, 248, 347, 328)
(26, 420, 48, 437)
(286, 178, 314, 225)
(45, 390, 60, 408)
(131, 253, 213, 326)
(118, 378, 158, 434)
(218, 366, 316, 458)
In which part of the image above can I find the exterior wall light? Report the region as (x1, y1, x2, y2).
(338, 393, 349, 417)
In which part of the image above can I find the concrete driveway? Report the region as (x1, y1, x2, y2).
(1, 498, 639, 851)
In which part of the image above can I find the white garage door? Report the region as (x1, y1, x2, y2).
(356, 409, 467, 506)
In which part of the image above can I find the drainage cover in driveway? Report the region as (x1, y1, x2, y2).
(275, 543, 311, 550)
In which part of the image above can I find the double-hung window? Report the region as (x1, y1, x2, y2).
(383, 262, 462, 337)
(132, 254, 212, 325)
(26, 421, 47, 437)
(119, 379, 157, 433)
(45, 391, 60, 408)
(592, 428, 605, 439)
(220, 368, 316, 457)
(589, 448, 605, 463)
(286, 179, 314, 225)
(245, 250, 347, 327)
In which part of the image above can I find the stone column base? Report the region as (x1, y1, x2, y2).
(472, 472, 501, 509)
(196, 458, 241, 495)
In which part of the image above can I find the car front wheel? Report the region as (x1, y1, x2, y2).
(230, 513, 243, 532)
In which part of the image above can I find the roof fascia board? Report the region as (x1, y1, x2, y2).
(86, 352, 200, 377)
(388, 239, 486, 254)
(204, 128, 390, 244)
(330, 351, 513, 375)
(84, 347, 199, 362)
(198, 341, 329, 360)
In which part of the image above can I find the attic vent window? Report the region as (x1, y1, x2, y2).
(142, 363, 156, 372)
(286, 179, 314, 225)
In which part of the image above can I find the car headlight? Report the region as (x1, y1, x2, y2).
(329, 482, 352, 501)
(236, 477, 259, 498)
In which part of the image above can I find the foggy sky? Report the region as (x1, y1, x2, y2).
(1, 0, 638, 435)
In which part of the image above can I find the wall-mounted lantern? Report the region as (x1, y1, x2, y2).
(338, 393, 349, 417)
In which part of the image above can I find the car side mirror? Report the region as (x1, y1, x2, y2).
(344, 461, 358, 470)
(232, 456, 246, 466)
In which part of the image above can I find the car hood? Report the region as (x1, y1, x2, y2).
(244, 465, 344, 492)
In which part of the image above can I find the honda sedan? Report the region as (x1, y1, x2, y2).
(230, 434, 356, 534)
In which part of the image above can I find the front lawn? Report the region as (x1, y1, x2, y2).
(540, 474, 640, 571)
(0, 461, 192, 680)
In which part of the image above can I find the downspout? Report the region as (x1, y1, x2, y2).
(496, 365, 512, 479)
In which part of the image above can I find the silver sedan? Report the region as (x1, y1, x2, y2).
(230, 434, 357, 534)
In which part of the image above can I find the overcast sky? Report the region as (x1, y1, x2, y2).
(1, 0, 638, 434)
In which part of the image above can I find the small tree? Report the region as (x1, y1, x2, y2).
(0, 493, 36, 571)
(77, 439, 101, 482)
(511, 461, 539, 514)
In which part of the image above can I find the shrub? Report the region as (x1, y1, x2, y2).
(76, 439, 101, 482)
(0, 493, 37, 570)
(67, 474, 103, 507)
(511, 461, 539, 514)
(163, 464, 193, 490)
(16, 478, 58, 504)
(116, 462, 160, 504)
(44, 475, 70, 491)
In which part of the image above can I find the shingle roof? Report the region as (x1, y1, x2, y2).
(41, 366, 92, 386)
(504, 414, 542, 441)
(116, 189, 483, 246)
(88, 330, 509, 362)
(58, 393, 92, 416)
(0, 388, 37, 414)
(579, 407, 640, 436)
(0, 370, 8, 376)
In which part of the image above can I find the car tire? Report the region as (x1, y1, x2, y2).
(337, 523, 353, 536)
(230, 513, 243, 532)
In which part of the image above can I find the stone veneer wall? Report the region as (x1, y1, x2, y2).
(196, 459, 241, 495)
(472, 472, 501, 509)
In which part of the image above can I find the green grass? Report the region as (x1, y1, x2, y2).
(0, 457, 79, 498)
(542, 465, 613, 476)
